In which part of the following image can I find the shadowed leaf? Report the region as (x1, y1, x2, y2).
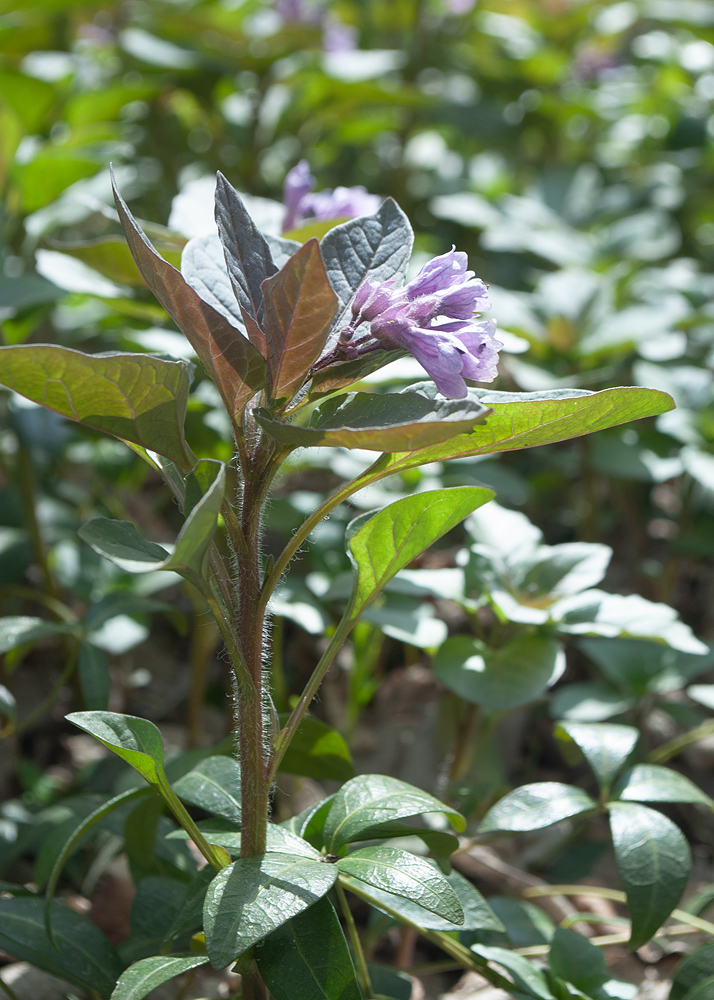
(0, 344, 192, 465)
(173, 756, 242, 823)
(261, 239, 338, 403)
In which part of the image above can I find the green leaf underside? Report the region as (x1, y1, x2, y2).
(168, 821, 319, 859)
(257, 391, 489, 451)
(0, 344, 192, 465)
(66, 710, 165, 786)
(336, 846, 464, 923)
(670, 943, 714, 1000)
(479, 782, 597, 834)
(276, 713, 355, 782)
(111, 169, 265, 420)
(368, 387, 674, 475)
(608, 801, 691, 949)
(173, 756, 242, 822)
(111, 954, 210, 1000)
(0, 897, 123, 998)
(79, 459, 225, 582)
(324, 774, 465, 853)
(343, 865, 502, 933)
(471, 945, 554, 1000)
(556, 721, 639, 790)
(261, 238, 339, 402)
(181, 233, 246, 333)
(0, 616, 76, 654)
(319, 198, 414, 329)
(612, 765, 714, 808)
(433, 634, 564, 710)
(203, 852, 338, 969)
(255, 897, 361, 1000)
(346, 488, 493, 620)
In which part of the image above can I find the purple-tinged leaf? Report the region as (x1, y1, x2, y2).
(111, 169, 265, 422)
(261, 239, 339, 403)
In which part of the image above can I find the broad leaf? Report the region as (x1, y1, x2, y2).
(548, 927, 607, 993)
(608, 801, 691, 949)
(168, 821, 319, 859)
(336, 846, 463, 923)
(66, 710, 167, 788)
(261, 238, 338, 403)
(173, 756, 242, 822)
(555, 722, 639, 791)
(79, 459, 225, 584)
(343, 865, 502, 933)
(0, 897, 123, 998)
(351, 820, 459, 873)
(214, 171, 276, 334)
(670, 943, 714, 1000)
(320, 198, 413, 328)
(479, 783, 596, 834)
(111, 954, 210, 1000)
(112, 169, 265, 420)
(77, 641, 111, 711)
(266, 233, 302, 269)
(203, 852, 337, 968)
(324, 774, 465, 853)
(181, 233, 245, 331)
(346, 488, 493, 620)
(0, 616, 76, 654)
(0, 344, 193, 465)
(276, 714, 355, 782)
(613, 765, 714, 808)
(433, 634, 565, 710)
(578, 637, 714, 696)
(255, 897, 361, 1000)
(370, 386, 674, 476)
(470, 945, 555, 1000)
(257, 390, 489, 451)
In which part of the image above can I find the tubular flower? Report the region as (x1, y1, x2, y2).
(342, 249, 501, 399)
(282, 160, 380, 232)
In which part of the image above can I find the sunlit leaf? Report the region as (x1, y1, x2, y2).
(173, 756, 241, 823)
(276, 714, 355, 782)
(612, 765, 714, 809)
(111, 954, 209, 1000)
(555, 722, 639, 792)
(479, 783, 597, 834)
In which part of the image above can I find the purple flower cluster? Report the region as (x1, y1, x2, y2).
(342, 249, 501, 399)
(282, 160, 381, 232)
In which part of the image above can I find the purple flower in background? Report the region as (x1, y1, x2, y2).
(275, 0, 323, 25)
(443, 0, 477, 12)
(342, 249, 501, 398)
(282, 160, 381, 232)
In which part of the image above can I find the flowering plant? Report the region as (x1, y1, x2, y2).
(0, 175, 673, 999)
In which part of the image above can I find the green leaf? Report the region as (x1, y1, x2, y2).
(66, 710, 166, 788)
(203, 853, 338, 968)
(578, 638, 714, 696)
(173, 756, 242, 822)
(214, 172, 276, 334)
(337, 846, 463, 923)
(112, 169, 266, 421)
(320, 198, 413, 329)
(276, 714, 355, 782)
(0, 897, 123, 998)
(77, 641, 111, 711)
(670, 943, 714, 1000)
(612, 765, 714, 808)
(548, 927, 607, 992)
(307, 349, 405, 398)
(181, 233, 246, 333)
(479, 783, 597, 834)
(255, 896, 361, 1000)
(433, 634, 565, 710)
(555, 722, 638, 791)
(168, 821, 320, 859)
(488, 897, 554, 947)
(262, 238, 338, 403)
(351, 820, 459, 873)
(323, 774, 465, 853)
(470, 944, 555, 1000)
(60, 236, 182, 287)
(343, 865, 502, 933)
(370, 386, 675, 475)
(0, 616, 76, 654)
(111, 954, 210, 1000)
(608, 801, 691, 949)
(0, 344, 193, 465)
(79, 459, 225, 584)
(345, 488, 493, 621)
(257, 390, 490, 451)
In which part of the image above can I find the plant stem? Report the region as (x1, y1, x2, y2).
(336, 881, 373, 999)
(647, 719, 714, 764)
(158, 780, 226, 872)
(268, 614, 355, 784)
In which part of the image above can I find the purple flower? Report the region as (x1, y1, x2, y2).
(282, 161, 381, 232)
(443, 0, 476, 11)
(341, 249, 501, 398)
